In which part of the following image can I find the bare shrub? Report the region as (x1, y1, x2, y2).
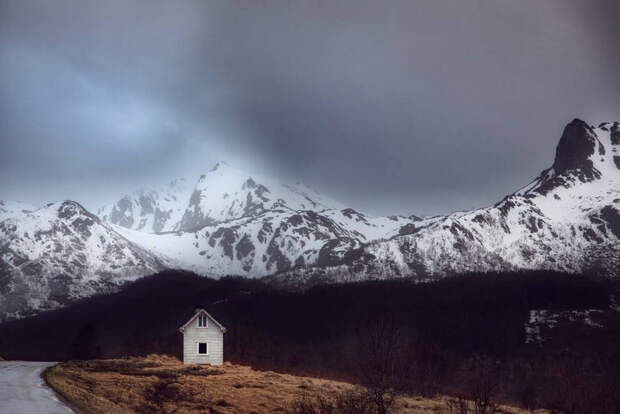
(544, 352, 620, 414)
(355, 311, 408, 414)
(285, 390, 375, 414)
(516, 383, 538, 412)
(403, 342, 446, 398)
(465, 356, 500, 414)
(285, 393, 333, 414)
(333, 390, 376, 414)
(446, 396, 469, 414)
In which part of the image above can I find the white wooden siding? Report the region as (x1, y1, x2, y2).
(182, 313, 224, 365)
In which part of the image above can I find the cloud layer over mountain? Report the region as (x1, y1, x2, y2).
(1, 0, 620, 215)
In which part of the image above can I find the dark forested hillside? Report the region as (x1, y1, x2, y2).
(0, 270, 618, 411)
(0, 270, 614, 361)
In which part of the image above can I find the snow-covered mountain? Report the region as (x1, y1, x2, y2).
(177, 162, 342, 232)
(0, 201, 162, 321)
(97, 178, 192, 233)
(268, 119, 620, 287)
(1, 118, 618, 321)
(105, 161, 417, 277)
(98, 163, 342, 233)
(115, 208, 416, 277)
(0, 201, 34, 222)
(0, 163, 409, 320)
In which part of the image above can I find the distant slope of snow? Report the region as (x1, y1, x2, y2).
(268, 119, 620, 287)
(2, 118, 619, 321)
(98, 163, 343, 234)
(116, 208, 416, 277)
(177, 162, 343, 232)
(0, 201, 35, 222)
(0, 201, 162, 321)
(97, 178, 192, 233)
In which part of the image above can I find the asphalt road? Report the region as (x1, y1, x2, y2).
(0, 361, 74, 414)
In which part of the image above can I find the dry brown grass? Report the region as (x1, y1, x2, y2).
(44, 355, 547, 414)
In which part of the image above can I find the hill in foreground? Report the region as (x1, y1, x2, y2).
(44, 355, 544, 414)
(2, 270, 619, 412)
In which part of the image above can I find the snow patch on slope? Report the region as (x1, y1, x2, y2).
(269, 120, 620, 286)
(0, 201, 35, 222)
(98, 178, 192, 233)
(0, 201, 162, 321)
(178, 162, 343, 231)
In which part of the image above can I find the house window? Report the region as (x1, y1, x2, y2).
(197, 342, 208, 355)
(198, 314, 208, 328)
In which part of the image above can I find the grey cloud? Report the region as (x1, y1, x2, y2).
(1, 0, 619, 215)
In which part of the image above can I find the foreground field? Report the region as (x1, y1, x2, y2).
(44, 355, 546, 414)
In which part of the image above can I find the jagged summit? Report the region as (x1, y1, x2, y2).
(516, 119, 619, 196)
(269, 118, 620, 286)
(0, 199, 162, 320)
(2, 118, 618, 320)
(552, 118, 599, 176)
(209, 161, 230, 172)
(178, 163, 340, 232)
(97, 178, 192, 233)
(56, 200, 100, 221)
(100, 162, 343, 234)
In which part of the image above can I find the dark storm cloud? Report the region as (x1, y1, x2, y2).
(1, 0, 619, 215)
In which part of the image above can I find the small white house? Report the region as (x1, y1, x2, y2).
(178, 308, 227, 365)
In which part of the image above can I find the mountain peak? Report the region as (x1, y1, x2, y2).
(179, 164, 338, 232)
(514, 117, 620, 196)
(209, 161, 230, 172)
(552, 118, 597, 176)
(56, 200, 100, 223)
(0, 200, 161, 321)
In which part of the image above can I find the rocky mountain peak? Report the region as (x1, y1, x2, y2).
(47, 201, 101, 239)
(209, 161, 229, 172)
(2, 118, 618, 321)
(97, 178, 192, 234)
(57, 200, 95, 219)
(0, 198, 162, 321)
(552, 118, 597, 176)
(610, 122, 620, 145)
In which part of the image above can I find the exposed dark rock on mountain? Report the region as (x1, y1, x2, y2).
(0, 201, 162, 321)
(553, 119, 598, 176)
(268, 119, 620, 287)
(98, 178, 191, 233)
(1, 119, 618, 320)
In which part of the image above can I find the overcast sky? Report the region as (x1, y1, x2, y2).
(1, 0, 619, 216)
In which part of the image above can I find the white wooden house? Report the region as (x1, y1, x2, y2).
(179, 308, 227, 365)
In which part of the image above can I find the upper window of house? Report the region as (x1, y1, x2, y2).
(198, 314, 207, 327)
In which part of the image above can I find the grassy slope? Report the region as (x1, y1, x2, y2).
(44, 355, 547, 414)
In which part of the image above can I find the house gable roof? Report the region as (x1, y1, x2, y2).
(179, 309, 227, 333)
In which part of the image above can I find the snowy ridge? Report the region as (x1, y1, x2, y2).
(0, 201, 35, 222)
(98, 163, 343, 234)
(0, 201, 162, 321)
(115, 208, 416, 277)
(178, 162, 342, 231)
(268, 119, 620, 287)
(97, 178, 192, 233)
(2, 118, 619, 320)
(0, 163, 415, 320)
